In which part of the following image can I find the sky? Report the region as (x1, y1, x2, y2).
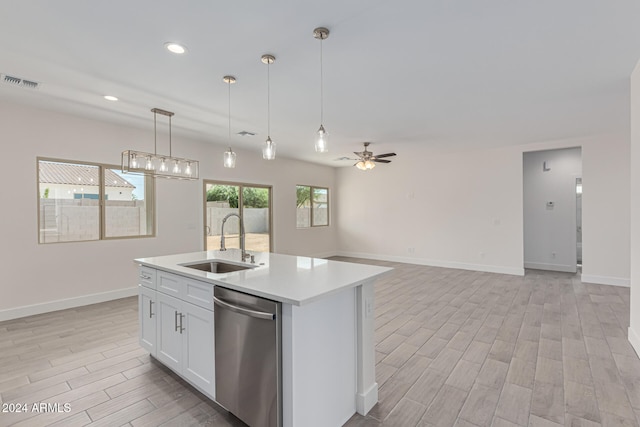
(114, 170, 146, 200)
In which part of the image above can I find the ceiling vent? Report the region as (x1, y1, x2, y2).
(1, 74, 40, 90)
(237, 131, 256, 136)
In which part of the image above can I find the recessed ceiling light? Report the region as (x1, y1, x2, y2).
(165, 42, 187, 54)
(104, 95, 118, 101)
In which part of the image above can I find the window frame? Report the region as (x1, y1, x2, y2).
(296, 185, 330, 228)
(202, 179, 273, 252)
(37, 157, 156, 244)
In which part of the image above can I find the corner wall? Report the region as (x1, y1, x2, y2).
(0, 100, 337, 320)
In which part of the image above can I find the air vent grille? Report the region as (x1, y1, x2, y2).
(1, 74, 40, 89)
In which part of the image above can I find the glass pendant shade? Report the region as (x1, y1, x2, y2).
(223, 75, 237, 168)
(121, 108, 199, 180)
(121, 150, 198, 179)
(263, 137, 276, 160)
(224, 148, 237, 168)
(313, 27, 330, 153)
(315, 124, 329, 153)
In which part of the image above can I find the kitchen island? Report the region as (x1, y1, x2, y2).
(135, 249, 392, 427)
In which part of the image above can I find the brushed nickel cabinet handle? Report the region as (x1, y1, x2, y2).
(175, 310, 179, 332)
(149, 300, 154, 318)
(179, 313, 185, 334)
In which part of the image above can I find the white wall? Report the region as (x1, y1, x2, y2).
(629, 60, 640, 354)
(336, 144, 525, 275)
(523, 147, 581, 273)
(336, 135, 630, 283)
(0, 100, 337, 319)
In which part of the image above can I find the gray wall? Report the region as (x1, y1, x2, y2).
(39, 199, 148, 242)
(206, 205, 269, 235)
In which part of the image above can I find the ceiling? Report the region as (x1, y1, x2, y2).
(2, 1, 640, 166)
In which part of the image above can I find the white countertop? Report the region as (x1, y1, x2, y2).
(135, 250, 393, 306)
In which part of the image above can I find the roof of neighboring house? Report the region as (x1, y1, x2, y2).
(39, 161, 136, 189)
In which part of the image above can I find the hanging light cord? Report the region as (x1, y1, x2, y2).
(169, 115, 172, 157)
(267, 60, 271, 138)
(153, 110, 157, 155)
(319, 36, 324, 125)
(228, 80, 232, 147)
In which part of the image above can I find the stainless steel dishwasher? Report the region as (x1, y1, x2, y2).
(214, 286, 282, 427)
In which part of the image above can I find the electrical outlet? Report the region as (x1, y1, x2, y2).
(408, 247, 415, 254)
(551, 252, 556, 259)
(479, 252, 485, 259)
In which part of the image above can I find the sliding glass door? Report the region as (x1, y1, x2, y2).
(204, 181, 272, 252)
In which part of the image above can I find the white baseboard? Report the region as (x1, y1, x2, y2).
(335, 251, 525, 276)
(581, 274, 630, 287)
(0, 287, 138, 322)
(356, 382, 379, 416)
(311, 251, 340, 259)
(629, 327, 640, 357)
(524, 262, 576, 273)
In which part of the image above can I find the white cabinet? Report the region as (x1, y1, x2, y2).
(138, 267, 157, 356)
(182, 302, 215, 395)
(138, 267, 215, 399)
(138, 284, 157, 355)
(156, 292, 183, 372)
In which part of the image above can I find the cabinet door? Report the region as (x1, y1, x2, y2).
(138, 285, 157, 356)
(182, 303, 215, 398)
(156, 293, 183, 372)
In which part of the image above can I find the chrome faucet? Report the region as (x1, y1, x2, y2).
(220, 213, 249, 261)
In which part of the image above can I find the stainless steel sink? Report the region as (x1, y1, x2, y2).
(182, 260, 255, 274)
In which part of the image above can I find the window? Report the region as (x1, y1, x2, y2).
(204, 181, 272, 252)
(38, 158, 154, 243)
(296, 185, 329, 227)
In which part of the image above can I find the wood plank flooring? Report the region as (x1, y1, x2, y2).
(0, 258, 637, 427)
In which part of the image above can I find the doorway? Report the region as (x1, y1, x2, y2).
(523, 147, 582, 273)
(576, 177, 582, 268)
(203, 181, 272, 252)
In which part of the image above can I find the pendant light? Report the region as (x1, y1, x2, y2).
(261, 54, 276, 160)
(122, 108, 199, 180)
(223, 75, 237, 168)
(313, 27, 330, 153)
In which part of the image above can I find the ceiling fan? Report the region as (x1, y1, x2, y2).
(351, 142, 396, 170)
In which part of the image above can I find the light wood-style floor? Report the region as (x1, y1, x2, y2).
(0, 258, 638, 427)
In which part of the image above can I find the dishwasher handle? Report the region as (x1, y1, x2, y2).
(213, 296, 276, 320)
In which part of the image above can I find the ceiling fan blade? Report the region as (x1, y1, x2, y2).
(374, 159, 391, 163)
(373, 152, 396, 159)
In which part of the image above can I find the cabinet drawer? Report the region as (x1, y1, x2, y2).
(183, 278, 214, 310)
(139, 266, 157, 289)
(157, 271, 186, 297)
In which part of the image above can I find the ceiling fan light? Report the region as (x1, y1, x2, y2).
(356, 161, 366, 171)
(365, 159, 376, 170)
